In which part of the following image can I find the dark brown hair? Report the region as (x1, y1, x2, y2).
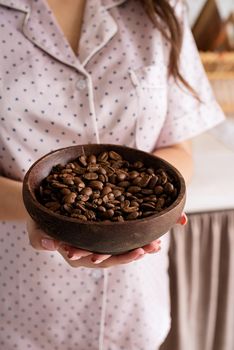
(141, 0, 198, 97)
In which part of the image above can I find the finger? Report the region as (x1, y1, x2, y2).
(176, 212, 188, 226)
(91, 254, 112, 264)
(107, 247, 145, 265)
(142, 240, 161, 253)
(60, 245, 93, 261)
(27, 217, 59, 251)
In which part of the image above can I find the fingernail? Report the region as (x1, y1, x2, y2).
(68, 254, 82, 261)
(91, 258, 102, 264)
(180, 213, 188, 226)
(41, 238, 56, 251)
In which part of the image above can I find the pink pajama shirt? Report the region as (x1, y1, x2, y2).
(0, 0, 225, 349)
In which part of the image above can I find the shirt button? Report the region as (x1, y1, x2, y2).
(76, 78, 87, 90)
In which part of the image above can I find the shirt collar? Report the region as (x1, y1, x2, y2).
(0, 0, 128, 68)
(0, 0, 127, 11)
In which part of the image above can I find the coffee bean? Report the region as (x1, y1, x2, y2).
(154, 185, 164, 195)
(127, 186, 141, 194)
(97, 151, 109, 162)
(79, 155, 87, 167)
(133, 161, 144, 169)
(101, 186, 112, 197)
(126, 212, 139, 220)
(64, 192, 77, 204)
(45, 201, 60, 211)
(118, 181, 130, 188)
(83, 172, 99, 180)
(140, 203, 155, 211)
(89, 181, 104, 190)
(88, 154, 97, 164)
(109, 151, 122, 160)
(164, 182, 174, 193)
(39, 149, 179, 222)
(81, 187, 93, 196)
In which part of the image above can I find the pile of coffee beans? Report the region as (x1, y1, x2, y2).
(38, 150, 179, 222)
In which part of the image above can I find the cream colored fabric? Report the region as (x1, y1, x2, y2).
(161, 210, 234, 350)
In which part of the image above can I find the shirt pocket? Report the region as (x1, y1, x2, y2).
(128, 65, 168, 152)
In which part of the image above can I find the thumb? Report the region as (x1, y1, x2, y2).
(26, 216, 60, 251)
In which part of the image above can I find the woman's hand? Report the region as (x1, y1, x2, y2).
(27, 213, 187, 268)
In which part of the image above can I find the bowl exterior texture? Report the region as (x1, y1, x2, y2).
(23, 144, 186, 254)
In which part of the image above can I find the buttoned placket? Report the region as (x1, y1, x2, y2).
(0, 1, 126, 348)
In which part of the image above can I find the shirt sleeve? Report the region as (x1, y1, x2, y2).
(156, 1, 226, 148)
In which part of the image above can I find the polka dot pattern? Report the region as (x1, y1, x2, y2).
(0, 0, 225, 349)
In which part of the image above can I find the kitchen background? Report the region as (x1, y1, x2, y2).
(160, 1, 234, 350)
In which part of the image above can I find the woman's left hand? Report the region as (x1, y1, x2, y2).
(57, 212, 188, 268)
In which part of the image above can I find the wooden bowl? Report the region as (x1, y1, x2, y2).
(22, 144, 186, 254)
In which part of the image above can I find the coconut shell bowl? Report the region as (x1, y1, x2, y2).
(22, 144, 186, 254)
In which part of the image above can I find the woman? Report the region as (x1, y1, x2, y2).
(0, 0, 225, 349)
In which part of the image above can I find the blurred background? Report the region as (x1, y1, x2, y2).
(160, 1, 234, 350)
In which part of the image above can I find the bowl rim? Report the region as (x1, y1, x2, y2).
(23, 144, 186, 226)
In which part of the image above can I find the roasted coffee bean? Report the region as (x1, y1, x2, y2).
(122, 206, 138, 213)
(83, 172, 99, 180)
(98, 174, 108, 183)
(132, 176, 143, 186)
(109, 151, 122, 160)
(85, 210, 96, 220)
(118, 181, 131, 188)
(141, 203, 156, 211)
(116, 170, 128, 181)
(101, 186, 112, 197)
(147, 167, 154, 175)
(97, 151, 109, 162)
(89, 180, 104, 190)
(63, 192, 77, 204)
(141, 189, 154, 195)
(164, 182, 174, 193)
(45, 201, 60, 211)
(102, 195, 109, 204)
(102, 209, 115, 219)
(62, 178, 74, 186)
(79, 155, 87, 167)
(154, 185, 164, 195)
(76, 203, 87, 212)
(148, 175, 159, 189)
(112, 189, 122, 198)
(81, 187, 93, 196)
(73, 177, 85, 190)
(105, 203, 115, 209)
(73, 165, 86, 175)
(133, 161, 144, 169)
(127, 186, 141, 194)
(51, 182, 68, 189)
(128, 170, 139, 180)
(71, 214, 87, 221)
(87, 164, 99, 173)
(88, 154, 97, 164)
(63, 204, 72, 213)
(60, 188, 71, 195)
(39, 149, 179, 221)
(97, 206, 106, 213)
(77, 194, 90, 202)
(97, 167, 107, 175)
(126, 211, 139, 220)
